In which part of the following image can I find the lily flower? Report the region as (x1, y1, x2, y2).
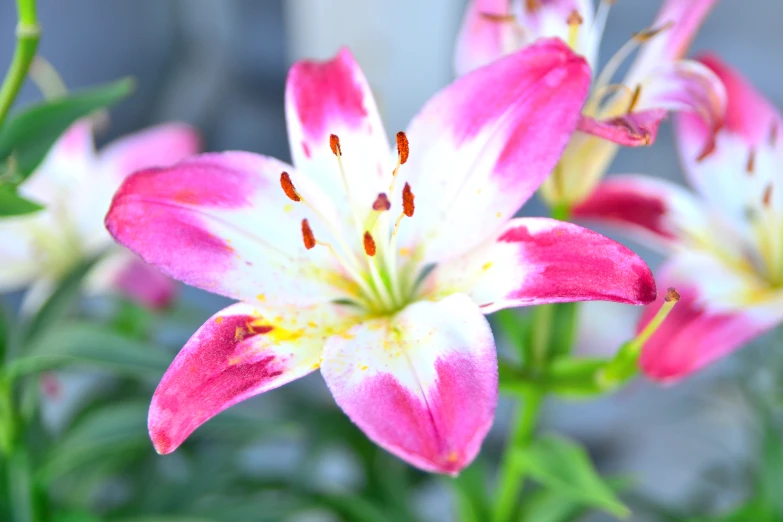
(106, 41, 656, 474)
(0, 121, 200, 311)
(454, 0, 726, 210)
(572, 55, 783, 382)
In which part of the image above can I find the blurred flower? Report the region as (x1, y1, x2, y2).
(106, 41, 656, 474)
(0, 120, 200, 311)
(573, 55, 783, 382)
(454, 0, 726, 209)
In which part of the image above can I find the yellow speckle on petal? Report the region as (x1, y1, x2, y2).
(227, 356, 241, 365)
(446, 451, 459, 463)
(496, 212, 502, 218)
(215, 316, 224, 324)
(359, 365, 368, 371)
(284, 203, 294, 213)
(310, 362, 320, 370)
(308, 321, 318, 328)
(256, 293, 266, 302)
(399, 247, 410, 257)
(482, 262, 492, 271)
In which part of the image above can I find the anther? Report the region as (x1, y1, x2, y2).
(770, 121, 779, 147)
(301, 219, 316, 250)
(567, 9, 583, 25)
(525, 0, 541, 12)
(746, 148, 756, 174)
(479, 12, 516, 22)
(280, 172, 301, 202)
(632, 21, 674, 42)
(402, 182, 415, 217)
(363, 231, 376, 256)
(372, 193, 391, 211)
(664, 287, 680, 302)
(627, 84, 642, 113)
(396, 132, 409, 165)
(329, 134, 342, 156)
(763, 184, 773, 207)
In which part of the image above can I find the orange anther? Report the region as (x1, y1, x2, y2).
(363, 231, 376, 256)
(280, 172, 301, 202)
(301, 219, 316, 250)
(402, 183, 415, 217)
(329, 134, 342, 156)
(396, 131, 409, 165)
(664, 287, 680, 302)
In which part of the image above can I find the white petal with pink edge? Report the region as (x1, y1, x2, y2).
(638, 256, 783, 382)
(397, 38, 590, 264)
(676, 55, 783, 225)
(571, 175, 722, 252)
(86, 249, 177, 310)
(321, 294, 497, 475)
(285, 48, 390, 235)
(149, 301, 360, 454)
(423, 218, 657, 314)
(105, 151, 356, 308)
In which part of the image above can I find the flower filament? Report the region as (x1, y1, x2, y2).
(281, 132, 418, 315)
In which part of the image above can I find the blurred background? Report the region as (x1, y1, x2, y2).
(1, 1, 782, 521)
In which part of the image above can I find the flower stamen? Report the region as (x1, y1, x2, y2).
(567, 9, 583, 49)
(280, 171, 301, 201)
(330, 133, 364, 234)
(363, 231, 377, 256)
(301, 219, 316, 250)
(746, 148, 756, 175)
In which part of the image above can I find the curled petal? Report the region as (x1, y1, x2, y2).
(424, 217, 657, 314)
(635, 60, 726, 159)
(399, 38, 590, 263)
(106, 152, 354, 308)
(150, 302, 359, 454)
(639, 258, 783, 382)
(321, 294, 497, 475)
(576, 110, 666, 147)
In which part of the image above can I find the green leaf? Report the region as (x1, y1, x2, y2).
(514, 434, 630, 519)
(518, 488, 584, 522)
(0, 78, 134, 180)
(19, 256, 100, 343)
(0, 185, 43, 216)
(39, 401, 150, 483)
(451, 461, 491, 522)
(111, 518, 214, 522)
(5, 322, 170, 381)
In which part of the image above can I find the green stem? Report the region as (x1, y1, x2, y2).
(8, 448, 35, 522)
(551, 202, 571, 222)
(0, 0, 40, 127)
(0, 378, 15, 456)
(529, 304, 554, 369)
(492, 388, 543, 522)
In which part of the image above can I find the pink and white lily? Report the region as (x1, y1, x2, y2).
(455, 0, 726, 208)
(0, 121, 200, 311)
(106, 41, 656, 474)
(573, 55, 783, 382)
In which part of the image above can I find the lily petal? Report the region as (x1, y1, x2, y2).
(455, 0, 596, 76)
(639, 257, 783, 382)
(0, 219, 46, 292)
(321, 294, 497, 475)
(424, 218, 656, 315)
(150, 301, 359, 454)
(454, 0, 521, 76)
(285, 48, 390, 233)
(88, 250, 177, 310)
(676, 55, 783, 221)
(577, 110, 666, 147)
(99, 123, 201, 181)
(625, 0, 718, 84)
(571, 175, 711, 251)
(106, 152, 354, 308)
(399, 38, 590, 263)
